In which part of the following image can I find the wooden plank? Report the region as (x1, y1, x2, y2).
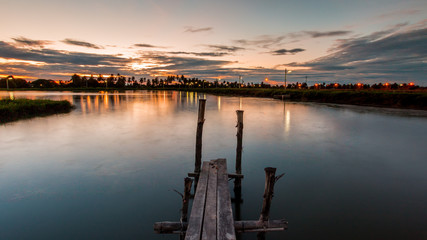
(185, 162, 210, 240)
(202, 161, 218, 240)
(216, 159, 236, 240)
(188, 172, 243, 179)
(154, 219, 288, 234)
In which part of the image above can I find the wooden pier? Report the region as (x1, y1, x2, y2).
(154, 99, 288, 239)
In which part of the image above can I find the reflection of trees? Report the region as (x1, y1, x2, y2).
(73, 93, 129, 114)
(69, 91, 210, 117)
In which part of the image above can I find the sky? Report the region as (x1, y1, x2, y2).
(0, 0, 426, 85)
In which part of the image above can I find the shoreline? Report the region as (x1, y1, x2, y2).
(1, 88, 426, 110)
(0, 99, 74, 124)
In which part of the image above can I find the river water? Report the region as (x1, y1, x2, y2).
(1, 90, 426, 240)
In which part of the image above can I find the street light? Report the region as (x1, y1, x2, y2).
(284, 69, 292, 88)
(6, 75, 14, 90)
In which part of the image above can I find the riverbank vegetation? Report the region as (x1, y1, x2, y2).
(0, 99, 73, 123)
(1, 74, 426, 110)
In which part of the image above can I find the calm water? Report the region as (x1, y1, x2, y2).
(1, 90, 426, 240)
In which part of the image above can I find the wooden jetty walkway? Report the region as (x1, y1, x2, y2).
(154, 99, 287, 239)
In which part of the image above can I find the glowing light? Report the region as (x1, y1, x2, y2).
(0, 57, 46, 66)
(409, 82, 415, 86)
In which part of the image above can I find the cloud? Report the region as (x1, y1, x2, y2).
(206, 45, 245, 52)
(0, 41, 128, 66)
(234, 30, 351, 49)
(168, 51, 229, 57)
(2, 23, 426, 84)
(184, 26, 213, 33)
(134, 43, 160, 48)
(234, 35, 286, 48)
(12, 37, 52, 47)
(291, 26, 427, 82)
(271, 48, 305, 55)
(62, 38, 103, 49)
(303, 30, 352, 38)
(378, 9, 420, 19)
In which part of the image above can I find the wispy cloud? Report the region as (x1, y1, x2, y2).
(62, 38, 103, 49)
(303, 30, 352, 38)
(168, 51, 229, 57)
(206, 45, 245, 52)
(184, 26, 213, 33)
(134, 43, 161, 48)
(234, 35, 286, 48)
(378, 9, 420, 19)
(12, 37, 52, 47)
(271, 48, 305, 55)
(234, 30, 352, 49)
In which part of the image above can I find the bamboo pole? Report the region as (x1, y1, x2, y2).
(194, 99, 206, 173)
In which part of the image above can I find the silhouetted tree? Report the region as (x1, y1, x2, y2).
(71, 74, 82, 87)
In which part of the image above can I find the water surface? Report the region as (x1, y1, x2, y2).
(1, 90, 426, 240)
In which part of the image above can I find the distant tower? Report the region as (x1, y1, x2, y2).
(239, 75, 243, 88)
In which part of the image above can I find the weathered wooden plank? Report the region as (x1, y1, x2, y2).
(202, 161, 218, 240)
(154, 219, 288, 234)
(216, 159, 236, 240)
(185, 162, 210, 240)
(188, 172, 243, 179)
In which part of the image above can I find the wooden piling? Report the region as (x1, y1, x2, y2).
(235, 110, 244, 175)
(194, 99, 206, 173)
(181, 177, 193, 222)
(259, 167, 277, 222)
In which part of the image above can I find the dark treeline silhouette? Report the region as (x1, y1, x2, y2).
(0, 74, 424, 91)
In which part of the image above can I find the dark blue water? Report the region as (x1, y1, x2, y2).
(1, 90, 426, 239)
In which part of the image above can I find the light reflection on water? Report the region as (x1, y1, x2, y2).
(0, 90, 426, 240)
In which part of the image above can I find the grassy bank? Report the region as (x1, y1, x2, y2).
(164, 88, 427, 110)
(0, 99, 74, 123)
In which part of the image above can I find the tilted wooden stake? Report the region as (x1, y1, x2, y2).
(194, 99, 206, 173)
(181, 177, 193, 222)
(259, 167, 277, 222)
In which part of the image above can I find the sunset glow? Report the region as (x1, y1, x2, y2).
(0, 0, 426, 85)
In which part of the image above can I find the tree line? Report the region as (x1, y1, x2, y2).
(0, 74, 422, 91)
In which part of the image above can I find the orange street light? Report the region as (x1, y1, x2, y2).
(284, 69, 292, 88)
(6, 75, 14, 90)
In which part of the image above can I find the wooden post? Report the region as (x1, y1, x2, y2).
(181, 177, 193, 222)
(259, 167, 277, 222)
(235, 110, 244, 175)
(194, 99, 206, 173)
